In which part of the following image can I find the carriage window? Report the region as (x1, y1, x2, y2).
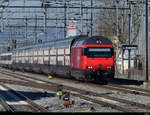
(77, 40, 84, 46)
(72, 41, 79, 46)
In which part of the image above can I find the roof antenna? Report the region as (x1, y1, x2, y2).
(87, 31, 90, 37)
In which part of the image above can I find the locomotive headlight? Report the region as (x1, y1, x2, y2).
(107, 66, 112, 69)
(87, 66, 93, 69)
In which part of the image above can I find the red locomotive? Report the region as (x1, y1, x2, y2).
(70, 36, 115, 81)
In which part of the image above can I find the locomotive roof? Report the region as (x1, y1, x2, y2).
(90, 36, 112, 45)
(72, 36, 112, 47)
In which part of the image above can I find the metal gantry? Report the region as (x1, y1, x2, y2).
(0, 0, 130, 48)
(145, 0, 149, 81)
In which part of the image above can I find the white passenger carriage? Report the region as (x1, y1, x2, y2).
(12, 38, 72, 76)
(0, 52, 12, 69)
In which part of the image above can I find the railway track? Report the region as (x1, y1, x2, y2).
(0, 83, 49, 112)
(0, 78, 143, 112)
(2, 69, 150, 98)
(0, 69, 150, 112)
(0, 97, 14, 112)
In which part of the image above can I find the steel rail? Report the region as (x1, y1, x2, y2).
(0, 79, 57, 92)
(0, 69, 149, 109)
(108, 83, 150, 93)
(0, 83, 49, 112)
(2, 69, 150, 97)
(0, 97, 14, 112)
(71, 93, 138, 112)
(0, 70, 47, 84)
(62, 85, 150, 110)
(0, 79, 136, 112)
(0, 78, 150, 112)
(99, 85, 150, 97)
(0, 69, 150, 111)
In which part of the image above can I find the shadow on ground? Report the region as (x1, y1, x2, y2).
(0, 90, 56, 103)
(107, 78, 144, 86)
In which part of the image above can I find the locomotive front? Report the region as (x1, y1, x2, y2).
(70, 36, 115, 81)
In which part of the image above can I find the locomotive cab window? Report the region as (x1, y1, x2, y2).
(82, 47, 114, 58)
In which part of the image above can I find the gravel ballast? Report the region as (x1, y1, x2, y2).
(4, 84, 120, 112)
(0, 69, 150, 112)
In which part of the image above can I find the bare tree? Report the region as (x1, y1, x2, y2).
(95, 0, 144, 75)
(95, 0, 144, 48)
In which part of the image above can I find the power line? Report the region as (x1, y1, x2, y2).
(0, 5, 129, 10)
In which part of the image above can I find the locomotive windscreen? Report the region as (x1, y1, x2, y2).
(88, 48, 111, 52)
(83, 47, 113, 58)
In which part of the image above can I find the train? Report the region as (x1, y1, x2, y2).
(0, 35, 115, 82)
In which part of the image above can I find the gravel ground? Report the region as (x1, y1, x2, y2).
(109, 91, 150, 106)
(0, 69, 114, 95)
(1, 69, 150, 112)
(4, 84, 120, 112)
(0, 73, 23, 81)
(23, 72, 150, 106)
(16, 71, 113, 94)
(0, 104, 5, 111)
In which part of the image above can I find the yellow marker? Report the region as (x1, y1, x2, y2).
(56, 91, 63, 96)
(48, 75, 53, 79)
(56, 92, 59, 96)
